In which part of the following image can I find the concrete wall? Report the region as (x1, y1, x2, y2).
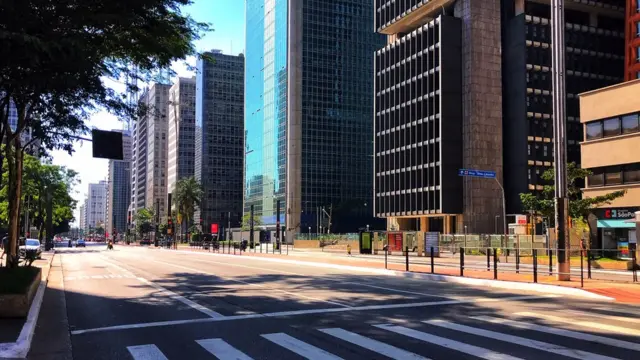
(581, 134, 640, 169)
(580, 79, 640, 122)
(455, 0, 504, 234)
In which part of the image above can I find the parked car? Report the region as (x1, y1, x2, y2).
(19, 238, 42, 259)
(76, 239, 86, 248)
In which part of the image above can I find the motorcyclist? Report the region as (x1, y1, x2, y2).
(107, 240, 113, 250)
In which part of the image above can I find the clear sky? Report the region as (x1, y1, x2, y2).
(51, 0, 246, 226)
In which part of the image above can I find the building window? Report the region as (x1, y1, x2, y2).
(622, 114, 639, 134)
(604, 166, 623, 186)
(624, 163, 640, 183)
(586, 122, 603, 140)
(602, 118, 621, 137)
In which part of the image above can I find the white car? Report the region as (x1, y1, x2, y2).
(19, 238, 42, 259)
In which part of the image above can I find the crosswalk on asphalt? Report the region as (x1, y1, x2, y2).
(124, 310, 640, 360)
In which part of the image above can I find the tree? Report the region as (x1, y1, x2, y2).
(173, 176, 203, 240)
(134, 208, 155, 238)
(241, 213, 263, 231)
(0, 0, 209, 267)
(519, 162, 625, 243)
(1, 153, 78, 240)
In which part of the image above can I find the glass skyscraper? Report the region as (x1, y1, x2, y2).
(245, 0, 385, 234)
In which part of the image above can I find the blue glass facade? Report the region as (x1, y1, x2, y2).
(245, 0, 385, 232)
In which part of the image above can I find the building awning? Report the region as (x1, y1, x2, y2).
(597, 220, 636, 229)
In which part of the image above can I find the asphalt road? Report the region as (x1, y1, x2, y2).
(51, 245, 640, 360)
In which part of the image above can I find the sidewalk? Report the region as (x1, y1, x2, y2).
(0, 252, 54, 359)
(172, 244, 640, 303)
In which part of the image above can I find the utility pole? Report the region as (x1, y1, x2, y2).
(45, 188, 53, 250)
(551, 0, 570, 280)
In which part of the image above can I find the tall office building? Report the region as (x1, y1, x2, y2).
(502, 0, 626, 214)
(195, 51, 244, 232)
(106, 130, 132, 237)
(245, 0, 385, 234)
(145, 83, 171, 218)
(626, 0, 640, 80)
(374, 0, 502, 234)
(86, 181, 108, 229)
(167, 77, 196, 195)
(79, 203, 86, 231)
(130, 98, 148, 214)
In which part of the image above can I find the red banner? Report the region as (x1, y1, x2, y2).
(211, 223, 218, 234)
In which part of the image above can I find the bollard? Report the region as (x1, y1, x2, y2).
(234, 243, 236, 255)
(487, 248, 491, 271)
(580, 249, 584, 287)
(587, 249, 592, 279)
(430, 247, 435, 274)
(633, 250, 638, 283)
(385, 246, 388, 269)
(279, 242, 282, 254)
(405, 246, 409, 272)
(286, 243, 289, 255)
(516, 247, 520, 274)
(533, 249, 538, 283)
(273, 242, 275, 254)
(548, 248, 553, 276)
(493, 248, 498, 280)
(260, 242, 263, 253)
(460, 247, 464, 277)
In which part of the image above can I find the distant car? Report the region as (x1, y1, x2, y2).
(140, 239, 151, 246)
(76, 239, 86, 248)
(19, 238, 42, 259)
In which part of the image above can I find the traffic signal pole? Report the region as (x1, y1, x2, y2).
(551, 0, 570, 280)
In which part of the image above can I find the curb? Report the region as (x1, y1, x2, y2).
(147, 248, 615, 302)
(0, 252, 55, 359)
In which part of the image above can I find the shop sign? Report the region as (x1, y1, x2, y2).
(515, 215, 527, 225)
(595, 207, 639, 220)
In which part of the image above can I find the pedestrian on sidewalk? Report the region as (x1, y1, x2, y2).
(347, 244, 352, 256)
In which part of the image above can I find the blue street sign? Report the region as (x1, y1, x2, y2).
(458, 169, 496, 179)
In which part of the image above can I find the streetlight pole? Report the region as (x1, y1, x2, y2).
(495, 215, 499, 235)
(551, 0, 570, 280)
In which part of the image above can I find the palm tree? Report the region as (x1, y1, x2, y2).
(173, 176, 203, 242)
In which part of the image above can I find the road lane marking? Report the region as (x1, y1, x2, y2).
(339, 282, 450, 299)
(375, 324, 521, 360)
(261, 333, 343, 360)
(515, 312, 640, 337)
(127, 344, 168, 360)
(145, 259, 353, 308)
(472, 316, 640, 352)
(565, 309, 640, 324)
(135, 277, 224, 318)
(319, 328, 428, 359)
(196, 338, 254, 360)
(592, 307, 640, 316)
(424, 319, 616, 360)
(69, 294, 557, 335)
(98, 255, 224, 319)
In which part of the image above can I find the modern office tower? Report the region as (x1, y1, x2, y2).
(86, 181, 108, 229)
(502, 0, 626, 215)
(167, 77, 196, 195)
(144, 83, 171, 218)
(130, 98, 148, 213)
(195, 51, 244, 233)
(79, 203, 86, 231)
(245, 0, 385, 234)
(374, 0, 502, 234)
(626, 0, 640, 80)
(580, 79, 640, 248)
(106, 130, 132, 237)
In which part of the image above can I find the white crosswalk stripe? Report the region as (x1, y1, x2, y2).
(127, 344, 168, 360)
(374, 324, 522, 360)
(515, 312, 640, 337)
(319, 328, 429, 360)
(473, 315, 640, 352)
(261, 332, 343, 360)
(424, 319, 616, 360)
(196, 338, 254, 360)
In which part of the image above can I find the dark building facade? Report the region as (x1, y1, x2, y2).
(502, 0, 626, 214)
(195, 51, 245, 234)
(374, 0, 505, 234)
(245, 0, 386, 234)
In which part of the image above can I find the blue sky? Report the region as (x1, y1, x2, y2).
(51, 0, 245, 225)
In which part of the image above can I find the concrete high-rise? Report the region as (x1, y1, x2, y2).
(502, 0, 626, 215)
(106, 130, 132, 237)
(145, 83, 171, 218)
(79, 203, 86, 231)
(86, 181, 107, 229)
(195, 51, 244, 233)
(245, 0, 386, 234)
(167, 77, 196, 195)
